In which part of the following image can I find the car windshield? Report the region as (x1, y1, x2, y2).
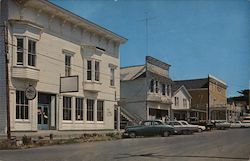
(181, 121, 188, 125)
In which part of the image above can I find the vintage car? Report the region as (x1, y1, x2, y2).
(122, 120, 176, 138)
(212, 120, 231, 130)
(180, 121, 206, 132)
(230, 120, 250, 128)
(166, 121, 199, 134)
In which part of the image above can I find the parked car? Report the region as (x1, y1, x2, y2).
(166, 121, 199, 135)
(242, 116, 250, 123)
(239, 116, 250, 128)
(180, 121, 206, 132)
(212, 120, 231, 130)
(230, 121, 243, 128)
(122, 120, 176, 138)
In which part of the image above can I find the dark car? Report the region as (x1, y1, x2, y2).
(122, 120, 176, 138)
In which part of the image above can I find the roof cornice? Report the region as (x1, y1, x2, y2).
(24, 0, 127, 44)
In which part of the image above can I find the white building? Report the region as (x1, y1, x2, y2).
(171, 84, 192, 120)
(120, 56, 172, 122)
(0, 0, 126, 135)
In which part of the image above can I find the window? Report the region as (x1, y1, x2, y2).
(172, 122, 181, 126)
(87, 60, 92, 81)
(28, 39, 36, 66)
(110, 68, 115, 86)
(150, 80, 154, 92)
(162, 84, 166, 95)
(153, 121, 163, 125)
(17, 38, 24, 65)
(16, 91, 28, 119)
(95, 61, 100, 81)
(167, 85, 170, 96)
(183, 98, 187, 107)
(155, 81, 159, 93)
(75, 98, 83, 121)
(174, 97, 179, 106)
(63, 96, 72, 120)
(65, 55, 71, 76)
(97, 100, 104, 121)
(143, 121, 152, 126)
(87, 99, 94, 121)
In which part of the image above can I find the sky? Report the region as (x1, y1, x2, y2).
(51, 0, 250, 97)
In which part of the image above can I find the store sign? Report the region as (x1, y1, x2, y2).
(25, 85, 36, 100)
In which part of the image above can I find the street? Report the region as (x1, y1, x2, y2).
(0, 128, 250, 161)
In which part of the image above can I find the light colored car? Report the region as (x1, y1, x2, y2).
(230, 121, 243, 128)
(240, 117, 250, 128)
(212, 120, 231, 130)
(180, 121, 206, 132)
(166, 121, 199, 135)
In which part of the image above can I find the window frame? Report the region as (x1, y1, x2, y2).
(110, 68, 115, 86)
(150, 79, 154, 93)
(87, 60, 92, 81)
(28, 39, 36, 67)
(75, 97, 84, 121)
(161, 84, 166, 95)
(175, 97, 179, 106)
(16, 37, 24, 65)
(65, 54, 71, 77)
(63, 96, 72, 121)
(87, 99, 94, 121)
(155, 81, 159, 93)
(183, 98, 187, 108)
(97, 100, 104, 122)
(95, 61, 100, 82)
(16, 90, 29, 120)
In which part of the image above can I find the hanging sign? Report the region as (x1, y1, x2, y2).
(25, 85, 37, 100)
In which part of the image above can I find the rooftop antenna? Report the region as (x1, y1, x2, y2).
(139, 12, 156, 56)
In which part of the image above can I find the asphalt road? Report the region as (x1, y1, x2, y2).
(0, 128, 250, 161)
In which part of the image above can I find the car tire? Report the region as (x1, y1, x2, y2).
(129, 132, 136, 138)
(198, 128, 202, 133)
(162, 131, 169, 137)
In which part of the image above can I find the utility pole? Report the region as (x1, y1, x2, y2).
(207, 75, 210, 124)
(3, 21, 11, 139)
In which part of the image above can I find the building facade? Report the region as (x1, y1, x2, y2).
(171, 85, 192, 121)
(120, 56, 172, 122)
(0, 0, 126, 135)
(174, 75, 240, 122)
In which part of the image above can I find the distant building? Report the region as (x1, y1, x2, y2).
(120, 56, 172, 122)
(0, 0, 126, 136)
(228, 89, 250, 115)
(171, 84, 193, 121)
(174, 75, 239, 121)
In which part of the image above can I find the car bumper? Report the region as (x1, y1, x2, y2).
(122, 132, 129, 138)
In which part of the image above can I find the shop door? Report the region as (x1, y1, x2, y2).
(38, 104, 49, 130)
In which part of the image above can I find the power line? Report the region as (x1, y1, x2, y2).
(7, 43, 121, 79)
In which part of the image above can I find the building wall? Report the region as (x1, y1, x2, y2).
(0, 0, 8, 135)
(209, 81, 227, 106)
(5, 0, 123, 132)
(172, 89, 191, 110)
(189, 89, 208, 110)
(121, 78, 147, 120)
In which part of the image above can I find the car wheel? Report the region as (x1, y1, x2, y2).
(129, 132, 136, 138)
(162, 131, 169, 137)
(198, 128, 202, 133)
